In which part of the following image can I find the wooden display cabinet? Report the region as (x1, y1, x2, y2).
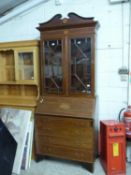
(35, 13, 99, 172)
(0, 40, 40, 110)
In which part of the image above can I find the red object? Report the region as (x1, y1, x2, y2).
(100, 120, 126, 175)
(123, 106, 131, 139)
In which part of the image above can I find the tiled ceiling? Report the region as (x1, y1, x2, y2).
(0, 0, 29, 17)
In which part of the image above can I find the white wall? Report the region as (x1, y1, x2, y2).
(128, 1, 131, 105)
(0, 0, 130, 122)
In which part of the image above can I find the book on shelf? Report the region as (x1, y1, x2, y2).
(0, 107, 34, 175)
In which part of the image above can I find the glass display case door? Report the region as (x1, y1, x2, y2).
(69, 37, 93, 95)
(15, 49, 35, 83)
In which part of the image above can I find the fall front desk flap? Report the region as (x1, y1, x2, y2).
(35, 96, 96, 119)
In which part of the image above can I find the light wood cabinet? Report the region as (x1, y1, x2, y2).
(0, 40, 40, 110)
(35, 13, 99, 172)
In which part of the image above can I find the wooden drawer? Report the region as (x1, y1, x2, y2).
(36, 144, 94, 163)
(35, 135, 93, 149)
(35, 115, 94, 138)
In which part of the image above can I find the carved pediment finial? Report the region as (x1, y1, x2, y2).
(62, 18, 68, 24)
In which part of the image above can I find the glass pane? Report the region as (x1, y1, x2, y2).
(18, 52, 34, 80)
(70, 38, 91, 94)
(44, 40, 63, 94)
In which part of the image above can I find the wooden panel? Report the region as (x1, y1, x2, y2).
(0, 85, 7, 95)
(0, 85, 37, 97)
(24, 85, 38, 96)
(8, 85, 21, 95)
(0, 96, 36, 107)
(0, 84, 38, 107)
(0, 50, 15, 82)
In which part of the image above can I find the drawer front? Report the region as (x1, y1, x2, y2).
(35, 135, 93, 149)
(36, 143, 94, 163)
(35, 115, 94, 138)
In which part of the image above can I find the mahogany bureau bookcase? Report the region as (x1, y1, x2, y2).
(35, 13, 99, 172)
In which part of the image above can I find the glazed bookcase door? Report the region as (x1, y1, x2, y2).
(15, 47, 38, 84)
(42, 39, 64, 94)
(69, 36, 93, 96)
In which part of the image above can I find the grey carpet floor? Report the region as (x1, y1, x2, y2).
(19, 158, 131, 175)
